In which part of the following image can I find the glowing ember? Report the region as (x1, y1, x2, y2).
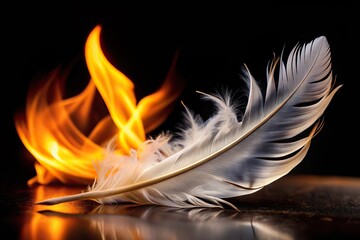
(15, 25, 184, 186)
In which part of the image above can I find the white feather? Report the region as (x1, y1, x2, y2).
(37, 36, 342, 209)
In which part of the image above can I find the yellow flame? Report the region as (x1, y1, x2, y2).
(15, 25, 184, 186)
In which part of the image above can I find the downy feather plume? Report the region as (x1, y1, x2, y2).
(37, 36, 342, 210)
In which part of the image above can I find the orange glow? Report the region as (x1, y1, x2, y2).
(23, 185, 92, 240)
(15, 25, 184, 186)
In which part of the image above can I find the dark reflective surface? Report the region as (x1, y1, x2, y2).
(37, 206, 295, 240)
(3, 175, 360, 240)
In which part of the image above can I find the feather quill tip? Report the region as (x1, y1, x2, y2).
(35, 193, 85, 205)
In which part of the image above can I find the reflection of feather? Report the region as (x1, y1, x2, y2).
(39, 205, 294, 240)
(37, 36, 341, 209)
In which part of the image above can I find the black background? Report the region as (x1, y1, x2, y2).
(2, 4, 358, 184)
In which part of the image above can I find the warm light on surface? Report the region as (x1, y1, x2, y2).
(15, 25, 183, 186)
(23, 185, 91, 240)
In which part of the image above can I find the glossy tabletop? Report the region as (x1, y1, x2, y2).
(2, 174, 360, 240)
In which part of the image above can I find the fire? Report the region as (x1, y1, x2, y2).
(15, 25, 184, 186)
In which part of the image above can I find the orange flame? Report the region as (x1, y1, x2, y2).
(15, 25, 184, 186)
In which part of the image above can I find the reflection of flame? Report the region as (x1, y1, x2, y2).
(23, 185, 90, 240)
(15, 25, 184, 186)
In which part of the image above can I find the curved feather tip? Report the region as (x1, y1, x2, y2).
(36, 36, 342, 209)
